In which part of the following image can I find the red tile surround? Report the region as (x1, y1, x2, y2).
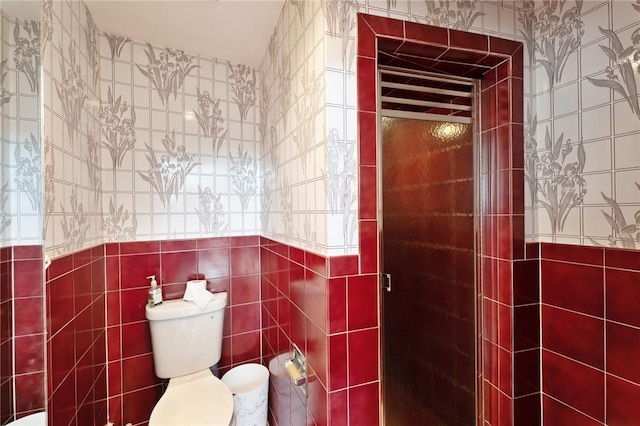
(357, 12, 530, 425)
(104, 236, 262, 425)
(1, 246, 46, 424)
(0, 246, 13, 425)
(541, 243, 640, 425)
(33, 237, 640, 426)
(260, 237, 375, 426)
(46, 245, 107, 426)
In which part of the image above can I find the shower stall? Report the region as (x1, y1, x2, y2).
(378, 69, 479, 425)
(359, 12, 530, 425)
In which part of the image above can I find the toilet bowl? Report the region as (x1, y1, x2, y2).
(146, 293, 234, 425)
(6, 412, 46, 426)
(149, 370, 233, 426)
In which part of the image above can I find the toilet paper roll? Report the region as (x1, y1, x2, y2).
(183, 280, 214, 309)
(285, 359, 305, 386)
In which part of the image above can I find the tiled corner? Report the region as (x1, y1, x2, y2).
(46, 247, 106, 426)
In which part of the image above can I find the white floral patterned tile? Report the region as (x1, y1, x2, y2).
(324, 34, 344, 71)
(211, 60, 226, 83)
(525, 207, 536, 237)
(582, 106, 612, 142)
(613, 101, 640, 135)
(17, 118, 38, 141)
(582, 172, 613, 205)
(196, 58, 212, 81)
(150, 110, 167, 132)
(581, 3, 610, 44)
(482, 2, 500, 33)
(582, 138, 613, 174)
(581, 77, 610, 110)
(552, 114, 579, 146)
(553, 83, 579, 117)
(408, 0, 426, 17)
(99, 57, 113, 80)
(132, 85, 149, 109)
(499, 4, 517, 36)
(326, 70, 345, 105)
(614, 134, 640, 169)
(615, 170, 640, 203)
(183, 212, 201, 235)
(612, 0, 640, 31)
(152, 213, 169, 236)
(179, 75, 198, 99)
(112, 60, 130, 85)
(131, 62, 149, 86)
(169, 112, 184, 134)
(167, 93, 184, 114)
(228, 212, 244, 232)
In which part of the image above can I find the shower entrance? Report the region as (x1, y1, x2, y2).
(379, 68, 479, 425)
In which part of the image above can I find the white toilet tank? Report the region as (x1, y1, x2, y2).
(145, 292, 227, 378)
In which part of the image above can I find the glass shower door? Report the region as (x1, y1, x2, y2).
(381, 117, 476, 426)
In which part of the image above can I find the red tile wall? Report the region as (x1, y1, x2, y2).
(541, 243, 640, 425)
(260, 237, 378, 426)
(46, 245, 107, 426)
(0, 246, 13, 425)
(105, 236, 262, 426)
(0, 246, 46, 424)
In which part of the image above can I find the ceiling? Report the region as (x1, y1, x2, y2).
(86, 0, 285, 67)
(4, 0, 286, 68)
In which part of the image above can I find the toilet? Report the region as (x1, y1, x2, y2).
(145, 291, 234, 425)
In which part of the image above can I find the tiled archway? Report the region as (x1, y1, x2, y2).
(356, 13, 539, 425)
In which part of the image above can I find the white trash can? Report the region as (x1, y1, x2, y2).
(222, 363, 269, 426)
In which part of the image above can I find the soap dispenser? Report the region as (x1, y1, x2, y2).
(147, 275, 163, 307)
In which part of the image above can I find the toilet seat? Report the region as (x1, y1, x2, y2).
(149, 369, 234, 426)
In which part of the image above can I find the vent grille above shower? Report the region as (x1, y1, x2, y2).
(379, 66, 474, 124)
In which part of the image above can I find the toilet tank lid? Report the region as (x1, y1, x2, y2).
(145, 292, 227, 321)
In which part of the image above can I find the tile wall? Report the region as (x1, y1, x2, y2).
(541, 243, 640, 425)
(12, 0, 640, 425)
(0, 247, 12, 424)
(259, 0, 341, 254)
(260, 237, 378, 426)
(11, 246, 46, 422)
(2, 6, 47, 423)
(104, 236, 261, 426)
(98, 30, 261, 244)
(1, 6, 46, 425)
(0, 245, 46, 425)
(355, 12, 536, 425)
(338, 0, 640, 248)
(42, 0, 103, 258)
(0, 8, 42, 248)
(45, 245, 106, 426)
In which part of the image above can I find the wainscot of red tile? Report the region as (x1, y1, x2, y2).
(46, 246, 105, 426)
(40, 236, 268, 426)
(106, 236, 263, 424)
(20, 243, 640, 426)
(260, 236, 380, 426)
(541, 243, 640, 424)
(0, 247, 13, 426)
(1, 246, 46, 423)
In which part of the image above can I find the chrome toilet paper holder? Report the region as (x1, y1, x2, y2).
(285, 344, 308, 396)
